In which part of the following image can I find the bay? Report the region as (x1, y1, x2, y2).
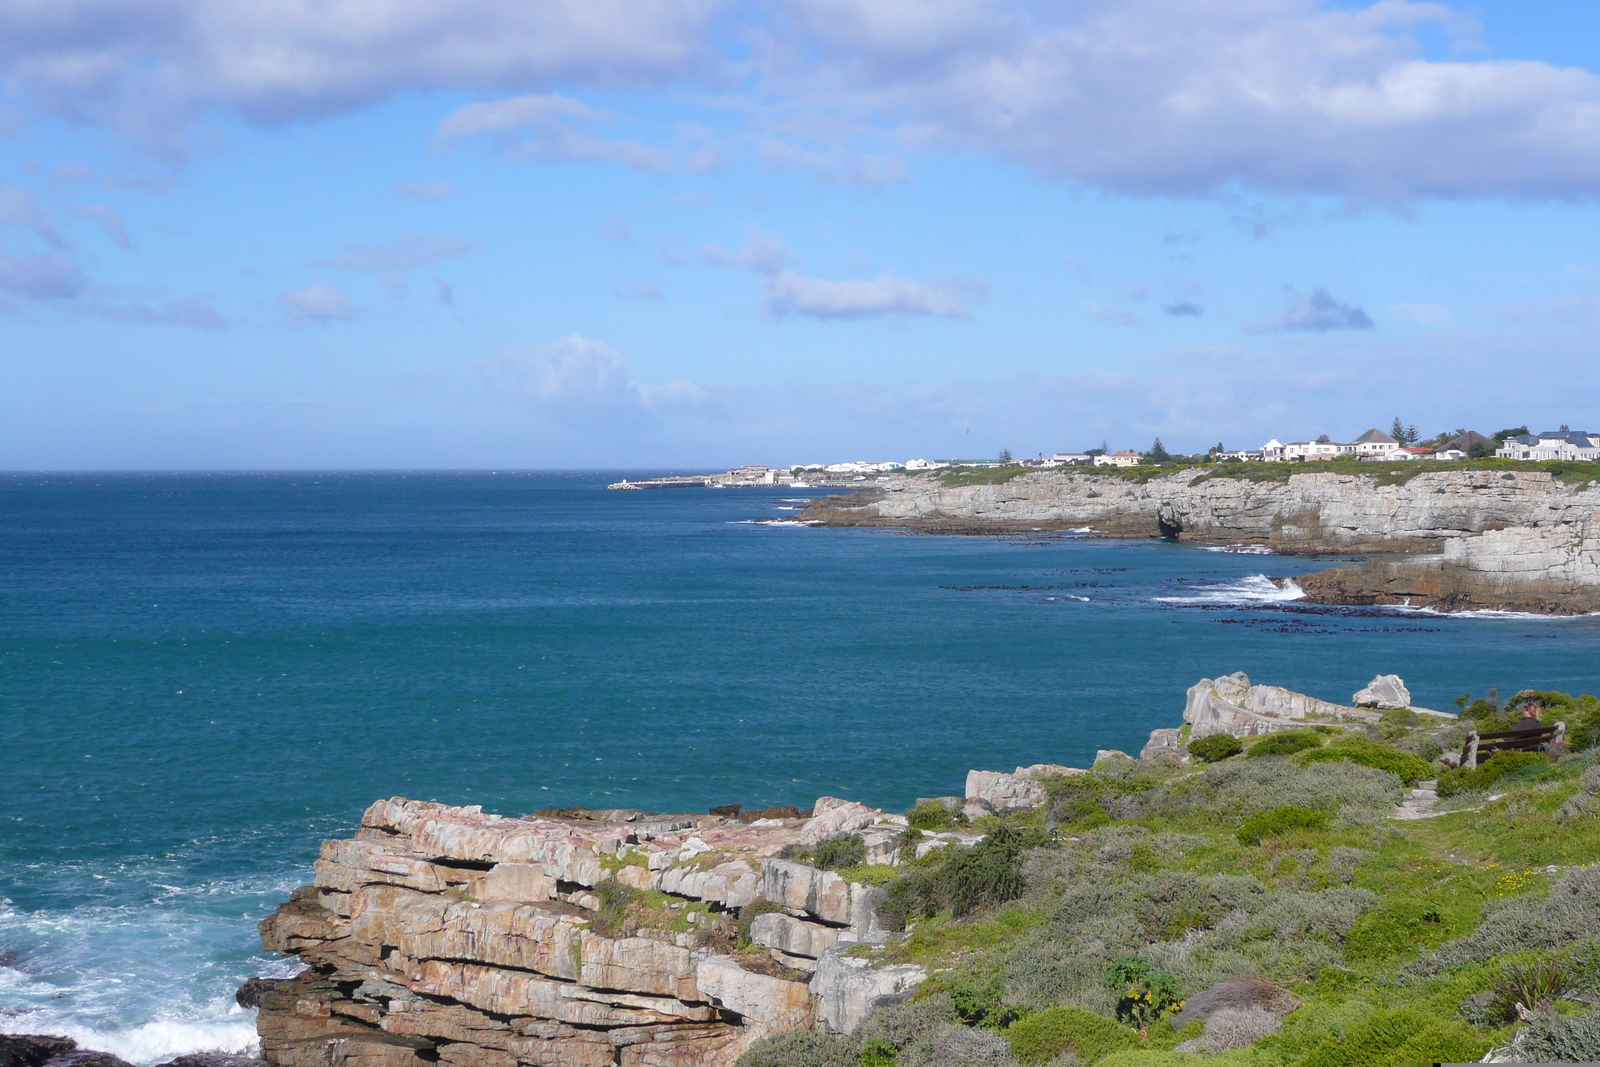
(1, 470, 1596, 1061)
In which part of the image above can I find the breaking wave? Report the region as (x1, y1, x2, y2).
(1154, 574, 1305, 605)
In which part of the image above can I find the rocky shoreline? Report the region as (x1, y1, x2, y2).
(798, 468, 1600, 614)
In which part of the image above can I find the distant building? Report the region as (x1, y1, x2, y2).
(1496, 429, 1600, 461)
(1053, 452, 1093, 465)
(1094, 450, 1141, 468)
(1350, 427, 1399, 457)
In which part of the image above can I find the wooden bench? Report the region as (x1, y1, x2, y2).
(1457, 722, 1566, 770)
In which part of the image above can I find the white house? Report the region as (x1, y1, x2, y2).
(1350, 428, 1399, 457)
(1496, 429, 1600, 461)
(1053, 452, 1093, 465)
(1094, 449, 1142, 468)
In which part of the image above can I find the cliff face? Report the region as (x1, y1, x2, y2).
(802, 468, 1600, 612)
(251, 798, 919, 1067)
(1296, 513, 1600, 614)
(804, 468, 1600, 553)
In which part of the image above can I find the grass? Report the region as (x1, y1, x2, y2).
(922, 457, 1600, 493)
(739, 710, 1600, 1067)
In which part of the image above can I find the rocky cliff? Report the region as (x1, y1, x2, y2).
(801, 468, 1600, 612)
(249, 797, 923, 1067)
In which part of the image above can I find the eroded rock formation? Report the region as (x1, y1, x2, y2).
(802, 467, 1600, 612)
(251, 798, 918, 1067)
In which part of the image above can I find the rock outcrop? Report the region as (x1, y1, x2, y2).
(1353, 675, 1411, 710)
(1296, 513, 1600, 614)
(1142, 672, 1454, 754)
(251, 798, 912, 1067)
(1183, 672, 1384, 739)
(803, 468, 1600, 552)
(802, 467, 1600, 612)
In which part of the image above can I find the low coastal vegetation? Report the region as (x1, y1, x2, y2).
(739, 687, 1600, 1067)
(935, 457, 1600, 489)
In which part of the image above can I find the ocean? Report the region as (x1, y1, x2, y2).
(2, 471, 1597, 1062)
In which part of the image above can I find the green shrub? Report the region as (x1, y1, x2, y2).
(1004, 1005, 1139, 1064)
(1138, 758, 1403, 827)
(1515, 1010, 1600, 1062)
(1490, 959, 1575, 1014)
(1294, 736, 1434, 786)
(1246, 730, 1324, 758)
(1377, 708, 1420, 740)
(735, 1029, 859, 1067)
(1437, 750, 1548, 797)
(589, 881, 639, 938)
(1343, 898, 1450, 961)
(1235, 806, 1330, 845)
(858, 1037, 897, 1067)
(881, 824, 1048, 928)
(908, 802, 967, 831)
(946, 973, 1022, 1030)
(813, 834, 868, 871)
(1291, 1007, 1487, 1067)
(1108, 958, 1184, 1031)
(1187, 734, 1243, 763)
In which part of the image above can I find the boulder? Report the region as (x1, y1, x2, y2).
(963, 770, 1046, 812)
(42, 1055, 135, 1067)
(1140, 728, 1182, 761)
(0, 1037, 77, 1067)
(1094, 749, 1132, 764)
(810, 947, 926, 1035)
(1353, 674, 1411, 710)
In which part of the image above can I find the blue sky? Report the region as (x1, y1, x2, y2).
(2, 0, 1599, 468)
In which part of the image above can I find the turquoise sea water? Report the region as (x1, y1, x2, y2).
(3, 471, 1598, 1062)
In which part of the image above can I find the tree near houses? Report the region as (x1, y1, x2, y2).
(998, 448, 1013, 464)
(1144, 438, 1171, 464)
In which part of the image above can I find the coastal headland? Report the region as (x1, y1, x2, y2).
(796, 464, 1600, 614)
(224, 672, 1597, 1066)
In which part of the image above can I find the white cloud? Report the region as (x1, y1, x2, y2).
(765, 0, 1600, 201)
(435, 93, 679, 171)
(1085, 300, 1136, 325)
(281, 284, 359, 321)
(701, 236, 791, 274)
(1248, 286, 1374, 333)
(0, 0, 717, 151)
(0, 252, 84, 299)
(1391, 302, 1452, 325)
(8, 1, 1600, 199)
(71, 297, 225, 328)
(763, 269, 976, 319)
(483, 333, 706, 426)
(321, 234, 476, 270)
(613, 281, 663, 301)
(0, 185, 66, 248)
(396, 180, 453, 200)
(70, 204, 131, 249)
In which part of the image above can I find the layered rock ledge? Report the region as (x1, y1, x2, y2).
(801, 468, 1600, 613)
(250, 798, 917, 1067)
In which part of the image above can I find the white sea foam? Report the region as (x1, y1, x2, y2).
(0, 1005, 262, 1065)
(728, 519, 818, 527)
(1201, 544, 1275, 555)
(1154, 575, 1305, 605)
(1384, 604, 1592, 621)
